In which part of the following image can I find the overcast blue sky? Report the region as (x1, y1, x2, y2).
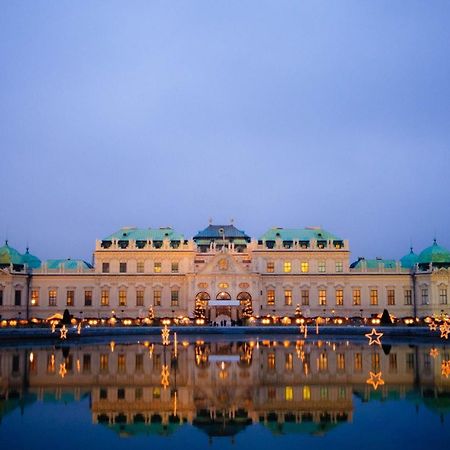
(1, 1, 449, 262)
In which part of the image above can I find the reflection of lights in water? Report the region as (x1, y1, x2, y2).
(430, 348, 439, 358)
(59, 325, 68, 340)
(110, 341, 115, 352)
(366, 371, 385, 390)
(77, 359, 81, 373)
(59, 362, 67, 378)
(29, 352, 34, 363)
(441, 360, 450, 378)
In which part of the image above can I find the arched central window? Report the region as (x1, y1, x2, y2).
(216, 291, 231, 300)
(195, 292, 210, 304)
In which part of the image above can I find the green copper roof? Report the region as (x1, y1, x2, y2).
(194, 224, 250, 241)
(259, 227, 342, 242)
(46, 259, 93, 270)
(0, 242, 24, 265)
(104, 227, 184, 242)
(400, 248, 419, 269)
(350, 258, 397, 269)
(21, 248, 42, 269)
(417, 240, 450, 264)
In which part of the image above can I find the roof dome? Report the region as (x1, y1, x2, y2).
(0, 241, 24, 266)
(22, 248, 42, 269)
(417, 240, 450, 264)
(400, 248, 419, 269)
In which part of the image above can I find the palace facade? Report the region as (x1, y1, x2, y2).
(1, 223, 450, 321)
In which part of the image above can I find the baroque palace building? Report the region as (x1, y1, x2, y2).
(0, 223, 450, 321)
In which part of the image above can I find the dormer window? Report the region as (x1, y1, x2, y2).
(317, 240, 327, 249)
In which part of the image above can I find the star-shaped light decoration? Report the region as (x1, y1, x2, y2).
(59, 362, 67, 378)
(161, 364, 170, 389)
(439, 322, 449, 339)
(162, 324, 170, 346)
(430, 347, 439, 358)
(441, 360, 450, 378)
(59, 325, 68, 340)
(366, 371, 385, 390)
(365, 328, 383, 346)
(428, 321, 438, 332)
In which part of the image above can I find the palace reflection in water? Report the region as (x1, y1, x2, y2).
(1, 338, 449, 439)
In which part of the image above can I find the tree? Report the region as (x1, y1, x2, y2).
(295, 304, 302, 318)
(62, 309, 72, 325)
(241, 299, 253, 319)
(380, 309, 392, 325)
(148, 306, 155, 321)
(194, 299, 206, 320)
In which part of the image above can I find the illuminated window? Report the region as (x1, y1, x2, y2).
(320, 387, 328, 400)
(66, 290, 74, 306)
(404, 289, 412, 305)
(421, 288, 429, 305)
(84, 290, 92, 307)
(301, 290, 309, 306)
(153, 290, 161, 306)
(285, 353, 293, 371)
(284, 261, 292, 273)
(371, 353, 380, 372)
(370, 289, 378, 305)
(301, 262, 309, 273)
(171, 262, 179, 273)
(387, 289, 395, 305)
(335, 261, 343, 272)
(154, 262, 161, 273)
(335, 289, 344, 306)
(102, 262, 109, 273)
(171, 290, 179, 306)
(318, 290, 327, 306)
(48, 290, 57, 307)
(117, 354, 126, 373)
(31, 290, 39, 306)
(285, 386, 293, 401)
(267, 353, 276, 370)
(101, 290, 109, 306)
(337, 353, 345, 371)
(119, 290, 127, 306)
(218, 282, 229, 289)
(318, 353, 328, 372)
(354, 353, 362, 372)
(266, 261, 274, 273)
(284, 289, 292, 306)
(267, 290, 275, 306)
(136, 290, 144, 307)
(439, 288, 448, 305)
(153, 387, 161, 399)
(119, 262, 127, 273)
(137, 261, 144, 273)
(303, 385, 311, 400)
(100, 354, 108, 372)
(352, 289, 361, 306)
(318, 261, 326, 273)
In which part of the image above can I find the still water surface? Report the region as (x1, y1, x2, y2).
(0, 336, 449, 449)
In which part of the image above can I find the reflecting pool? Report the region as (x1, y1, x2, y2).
(1, 336, 449, 449)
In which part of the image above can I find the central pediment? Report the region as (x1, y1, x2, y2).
(194, 253, 251, 275)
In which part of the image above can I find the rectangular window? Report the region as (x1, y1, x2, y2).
(31, 290, 39, 306)
(387, 289, 395, 305)
(153, 353, 161, 371)
(370, 289, 378, 305)
(266, 261, 274, 273)
(47, 354, 56, 373)
(152, 387, 161, 399)
(117, 388, 125, 400)
(84, 290, 92, 307)
(171, 290, 179, 306)
(318, 353, 328, 372)
(136, 290, 144, 307)
(83, 354, 91, 373)
(353, 289, 361, 306)
(0, 290, 3, 306)
(14, 290, 21, 306)
(171, 262, 179, 273)
(319, 386, 328, 400)
(119, 290, 127, 306)
(439, 288, 448, 305)
(421, 288, 429, 305)
(337, 353, 345, 371)
(267, 353, 276, 370)
(119, 262, 127, 273)
(406, 353, 415, 372)
(267, 289, 275, 306)
(101, 290, 109, 306)
(335, 289, 344, 306)
(99, 388, 107, 400)
(285, 386, 293, 401)
(135, 354, 144, 372)
(137, 261, 144, 273)
(102, 262, 110, 273)
(303, 386, 311, 401)
(354, 353, 363, 372)
(283, 261, 291, 273)
(117, 354, 126, 373)
(301, 262, 309, 273)
(404, 289, 412, 305)
(135, 387, 143, 401)
(100, 354, 109, 372)
(268, 387, 276, 400)
(319, 289, 327, 306)
(335, 261, 343, 272)
(285, 353, 293, 371)
(301, 290, 309, 306)
(154, 262, 161, 273)
(153, 290, 161, 306)
(389, 353, 397, 373)
(371, 353, 380, 372)
(49, 290, 57, 307)
(318, 261, 326, 273)
(284, 289, 292, 306)
(66, 290, 74, 306)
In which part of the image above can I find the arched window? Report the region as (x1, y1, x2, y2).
(216, 291, 231, 300)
